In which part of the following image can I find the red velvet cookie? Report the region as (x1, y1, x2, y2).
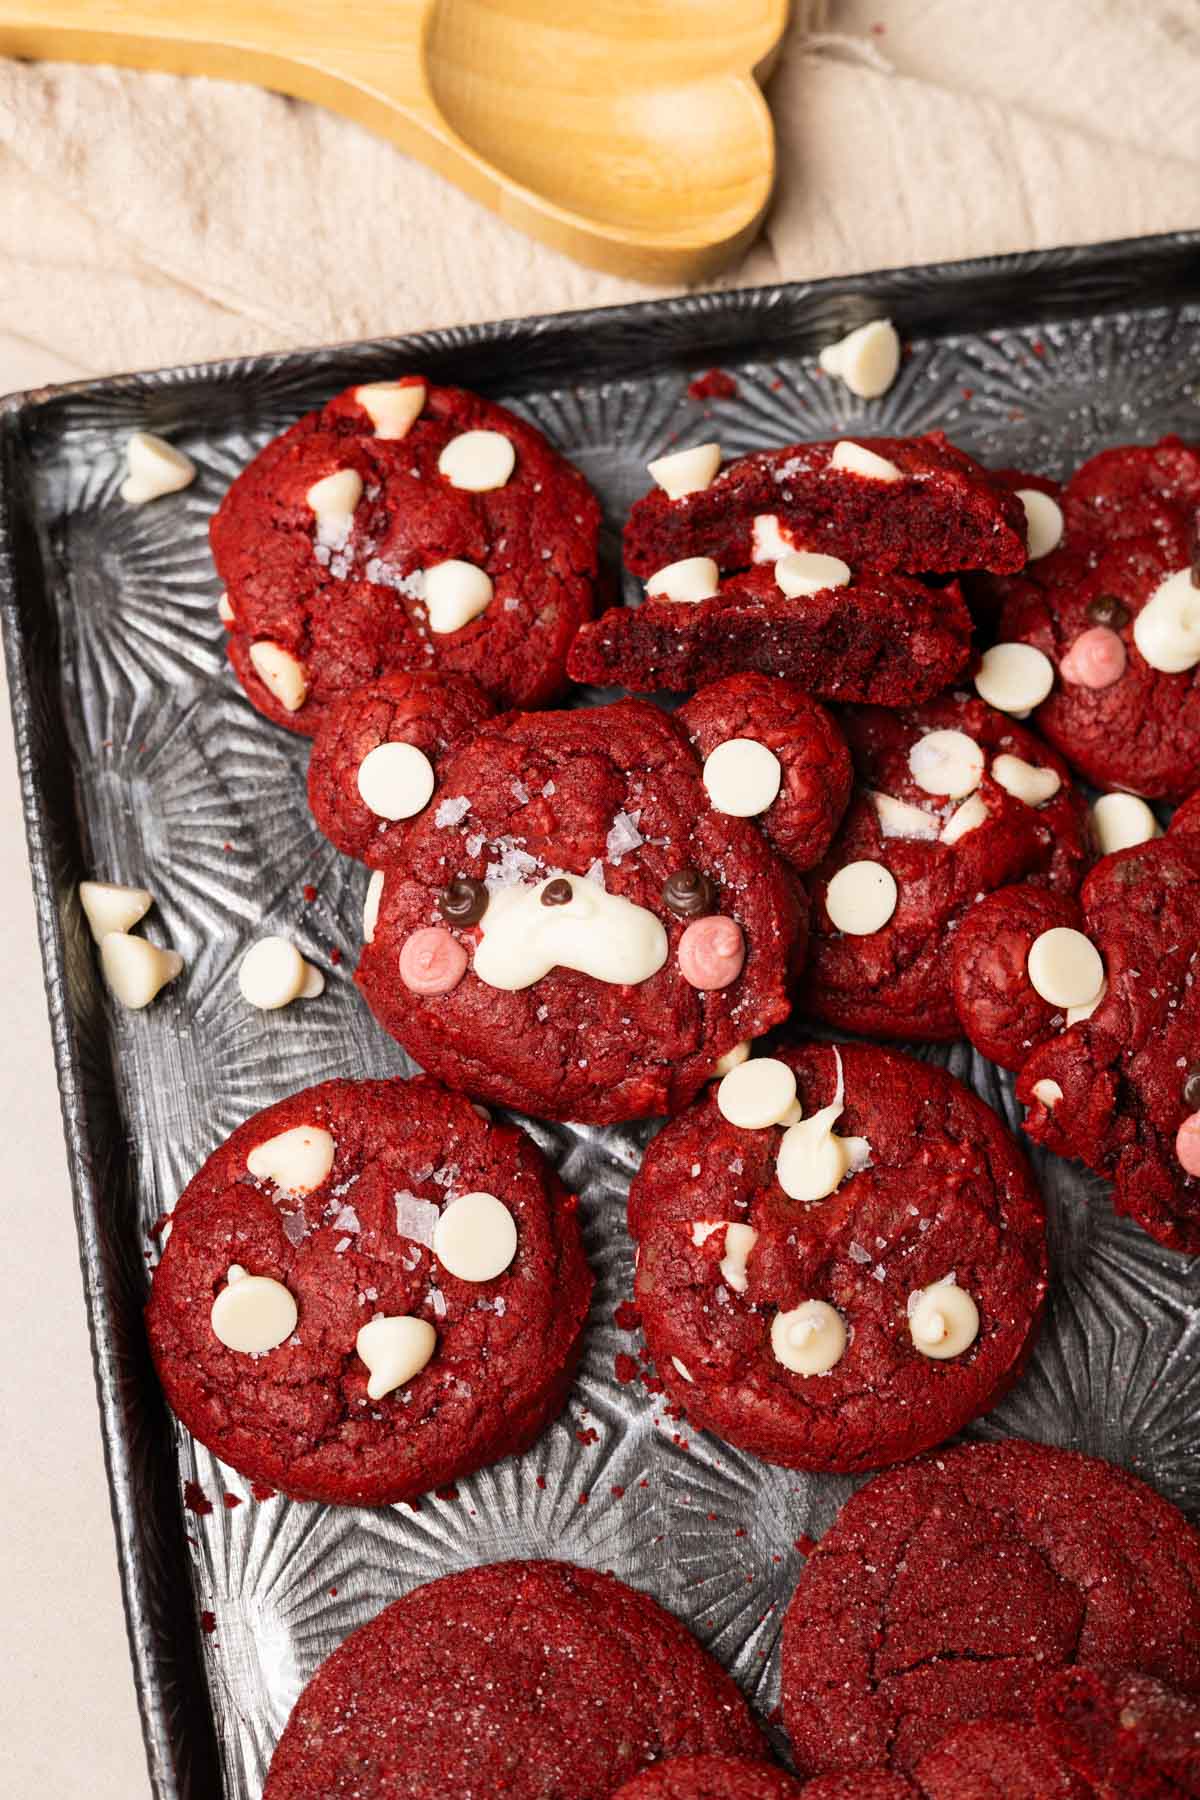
(263, 1560, 766, 1799)
(781, 1439, 1200, 1782)
(1171, 786, 1200, 839)
(915, 1722, 1086, 1800)
(985, 440, 1200, 801)
(1038, 1667, 1200, 1798)
(355, 696, 806, 1123)
(798, 1780, 916, 1800)
(146, 1077, 592, 1506)
(629, 1043, 1046, 1473)
(612, 1756, 804, 1799)
(802, 694, 1089, 1041)
(211, 378, 601, 732)
(949, 884, 1083, 1071)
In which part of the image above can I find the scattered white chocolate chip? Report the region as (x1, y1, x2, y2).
(713, 1040, 751, 1078)
(79, 880, 152, 942)
(433, 1191, 518, 1283)
(992, 754, 1061, 807)
(1066, 978, 1107, 1026)
(818, 318, 901, 399)
(438, 429, 516, 492)
(870, 791, 939, 841)
(825, 860, 897, 935)
(777, 1104, 851, 1203)
(1032, 1079, 1063, 1107)
(974, 642, 1054, 716)
(751, 514, 796, 562)
(363, 870, 385, 945)
(246, 1125, 335, 1196)
(1017, 488, 1064, 561)
(775, 551, 852, 598)
(719, 1222, 759, 1294)
(908, 1282, 979, 1359)
(100, 933, 183, 1008)
(1027, 927, 1105, 1010)
(248, 641, 308, 713)
(771, 1301, 847, 1375)
(217, 590, 235, 625)
(940, 793, 989, 844)
(702, 738, 782, 818)
(1133, 567, 1200, 673)
(356, 741, 436, 820)
(717, 1057, 798, 1130)
(670, 1356, 695, 1383)
(210, 1265, 298, 1355)
(1091, 791, 1162, 854)
(646, 556, 720, 604)
(355, 380, 426, 439)
(120, 431, 196, 504)
(829, 440, 902, 483)
(306, 468, 363, 546)
(473, 873, 668, 991)
(692, 1221, 724, 1247)
(423, 559, 493, 634)
(647, 442, 721, 499)
(355, 1314, 436, 1400)
(908, 729, 984, 799)
(237, 937, 324, 1010)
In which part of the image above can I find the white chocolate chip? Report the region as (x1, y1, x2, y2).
(818, 319, 901, 399)
(908, 729, 984, 799)
(100, 933, 183, 1008)
(702, 738, 782, 817)
(305, 468, 363, 546)
(210, 1265, 298, 1355)
(908, 1282, 979, 1359)
(356, 741, 436, 820)
(777, 1105, 850, 1202)
(1017, 488, 1064, 561)
(692, 1221, 725, 1246)
(248, 641, 308, 712)
(1027, 927, 1105, 1010)
(120, 431, 196, 504)
(771, 1301, 847, 1375)
(355, 1314, 436, 1399)
(1032, 1079, 1063, 1107)
(940, 793, 989, 844)
(363, 870, 385, 944)
(1133, 567, 1200, 673)
(645, 556, 720, 604)
(974, 642, 1054, 716)
(825, 861, 897, 935)
(829, 440, 902, 483)
(713, 1040, 751, 1078)
(719, 1222, 759, 1294)
(992, 754, 1061, 807)
(237, 937, 324, 1010)
(775, 551, 852, 598)
(750, 514, 796, 562)
(1091, 791, 1162, 854)
(870, 791, 939, 841)
(647, 442, 721, 499)
(670, 1356, 695, 1383)
(1067, 978, 1107, 1026)
(433, 1191, 518, 1283)
(246, 1125, 335, 1196)
(473, 873, 668, 991)
(423, 559, 493, 634)
(437, 430, 516, 492)
(355, 380, 426, 439)
(217, 590, 235, 624)
(717, 1057, 798, 1130)
(79, 880, 152, 942)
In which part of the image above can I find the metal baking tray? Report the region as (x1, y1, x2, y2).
(4, 231, 1200, 1800)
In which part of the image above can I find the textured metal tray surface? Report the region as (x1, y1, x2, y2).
(4, 232, 1200, 1800)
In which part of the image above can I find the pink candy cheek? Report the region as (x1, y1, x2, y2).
(1059, 626, 1126, 690)
(399, 927, 468, 994)
(1176, 1111, 1200, 1177)
(677, 915, 746, 990)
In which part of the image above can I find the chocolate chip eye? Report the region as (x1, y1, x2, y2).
(541, 877, 573, 907)
(1184, 1068, 1200, 1108)
(662, 867, 716, 918)
(1086, 593, 1131, 629)
(437, 877, 488, 926)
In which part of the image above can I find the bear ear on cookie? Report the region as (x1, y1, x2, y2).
(307, 669, 496, 867)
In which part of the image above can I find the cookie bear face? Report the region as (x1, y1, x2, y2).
(801, 693, 1090, 1042)
(628, 1042, 1046, 1474)
(210, 377, 601, 732)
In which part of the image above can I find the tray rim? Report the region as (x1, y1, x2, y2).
(3, 223, 1200, 1800)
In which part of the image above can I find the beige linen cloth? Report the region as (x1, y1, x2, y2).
(2, 0, 1199, 395)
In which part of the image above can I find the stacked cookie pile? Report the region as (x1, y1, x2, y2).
(141, 368, 1200, 1796)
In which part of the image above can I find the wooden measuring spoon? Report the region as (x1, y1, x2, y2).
(0, 0, 790, 279)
